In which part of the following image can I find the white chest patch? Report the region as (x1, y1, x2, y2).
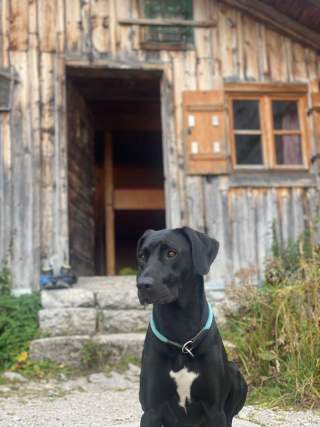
(169, 367, 199, 412)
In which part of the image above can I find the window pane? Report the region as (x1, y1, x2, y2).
(272, 101, 299, 130)
(275, 135, 303, 165)
(233, 100, 260, 130)
(235, 135, 263, 165)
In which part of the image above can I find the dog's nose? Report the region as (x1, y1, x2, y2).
(137, 277, 154, 291)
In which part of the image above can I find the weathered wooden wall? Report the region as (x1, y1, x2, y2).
(0, 0, 319, 291)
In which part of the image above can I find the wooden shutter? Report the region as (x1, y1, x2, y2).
(183, 90, 229, 175)
(0, 69, 14, 112)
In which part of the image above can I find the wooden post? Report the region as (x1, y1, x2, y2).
(104, 132, 115, 275)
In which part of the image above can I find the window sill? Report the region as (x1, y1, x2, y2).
(228, 171, 317, 188)
(140, 41, 194, 51)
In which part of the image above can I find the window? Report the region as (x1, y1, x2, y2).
(141, 0, 194, 49)
(228, 85, 309, 170)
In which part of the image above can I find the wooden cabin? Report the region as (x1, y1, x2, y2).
(0, 0, 320, 294)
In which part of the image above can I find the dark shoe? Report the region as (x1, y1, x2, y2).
(56, 264, 77, 287)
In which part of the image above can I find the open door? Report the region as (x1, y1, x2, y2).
(67, 82, 96, 275)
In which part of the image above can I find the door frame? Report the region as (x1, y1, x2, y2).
(65, 61, 179, 274)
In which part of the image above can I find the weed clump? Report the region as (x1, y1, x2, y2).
(222, 228, 320, 409)
(0, 292, 41, 371)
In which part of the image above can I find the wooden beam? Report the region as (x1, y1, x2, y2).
(220, 0, 320, 52)
(104, 133, 116, 276)
(118, 18, 216, 28)
(114, 189, 165, 210)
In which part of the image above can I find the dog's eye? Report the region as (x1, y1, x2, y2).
(138, 253, 145, 262)
(167, 249, 177, 258)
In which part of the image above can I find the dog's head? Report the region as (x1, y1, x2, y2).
(136, 227, 219, 305)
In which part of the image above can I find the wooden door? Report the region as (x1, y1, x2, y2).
(67, 83, 96, 275)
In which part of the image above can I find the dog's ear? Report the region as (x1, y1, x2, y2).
(136, 229, 154, 256)
(180, 226, 219, 275)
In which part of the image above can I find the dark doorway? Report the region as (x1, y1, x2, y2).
(66, 67, 165, 276)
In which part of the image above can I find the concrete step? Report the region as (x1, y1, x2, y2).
(29, 333, 145, 368)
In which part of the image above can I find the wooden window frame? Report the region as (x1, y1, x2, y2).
(226, 84, 309, 171)
(139, 0, 195, 51)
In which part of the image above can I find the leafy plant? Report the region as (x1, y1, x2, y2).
(0, 293, 41, 371)
(221, 229, 320, 409)
(0, 266, 11, 296)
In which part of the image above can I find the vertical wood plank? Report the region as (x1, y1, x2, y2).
(1, 0, 10, 66)
(172, 52, 187, 224)
(109, 0, 117, 55)
(218, 3, 237, 79)
(292, 42, 308, 81)
(54, 53, 69, 268)
(266, 29, 287, 82)
(160, 61, 182, 228)
(194, 0, 213, 90)
(28, 29, 41, 289)
(8, 0, 29, 51)
(209, 0, 221, 78)
(116, 0, 132, 54)
(56, 0, 66, 53)
(305, 48, 318, 81)
(40, 52, 55, 261)
(182, 50, 205, 230)
(10, 51, 34, 292)
(91, 0, 110, 55)
(38, 0, 57, 52)
(242, 15, 259, 81)
(104, 132, 115, 275)
(258, 24, 269, 80)
(65, 0, 82, 54)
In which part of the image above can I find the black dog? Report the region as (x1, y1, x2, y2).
(136, 227, 247, 427)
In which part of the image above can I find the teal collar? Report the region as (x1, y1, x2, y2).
(150, 303, 214, 358)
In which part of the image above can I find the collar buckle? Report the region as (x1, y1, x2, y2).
(182, 340, 195, 358)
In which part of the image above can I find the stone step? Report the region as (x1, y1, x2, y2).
(77, 276, 141, 309)
(29, 333, 145, 368)
(41, 276, 142, 310)
(39, 307, 150, 336)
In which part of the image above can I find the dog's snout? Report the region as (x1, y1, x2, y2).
(137, 277, 154, 290)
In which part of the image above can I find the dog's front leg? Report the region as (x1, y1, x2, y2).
(202, 403, 228, 427)
(140, 409, 162, 427)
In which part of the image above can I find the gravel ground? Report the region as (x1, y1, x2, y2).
(0, 369, 319, 427)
